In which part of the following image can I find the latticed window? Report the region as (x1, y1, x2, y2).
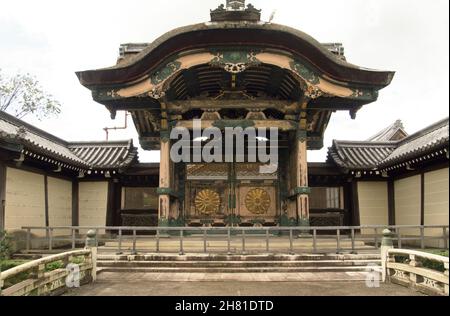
(310, 187, 343, 210)
(121, 187, 158, 210)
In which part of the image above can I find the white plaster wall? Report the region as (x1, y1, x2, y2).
(4, 168, 46, 236)
(424, 168, 449, 242)
(47, 177, 72, 236)
(79, 182, 108, 233)
(357, 181, 389, 233)
(394, 175, 421, 236)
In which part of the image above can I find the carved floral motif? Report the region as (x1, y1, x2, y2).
(245, 188, 271, 215)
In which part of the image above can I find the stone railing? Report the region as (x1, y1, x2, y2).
(381, 230, 449, 296)
(0, 230, 97, 296)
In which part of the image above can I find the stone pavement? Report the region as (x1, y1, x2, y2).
(64, 272, 423, 296)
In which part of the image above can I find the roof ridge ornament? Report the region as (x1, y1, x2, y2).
(227, 0, 245, 11)
(211, 0, 261, 22)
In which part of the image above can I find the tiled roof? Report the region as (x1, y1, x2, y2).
(69, 141, 138, 169)
(379, 118, 449, 167)
(0, 111, 138, 170)
(328, 141, 397, 170)
(328, 118, 449, 171)
(366, 120, 408, 142)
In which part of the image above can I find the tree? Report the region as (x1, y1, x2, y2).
(0, 69, 61, 120)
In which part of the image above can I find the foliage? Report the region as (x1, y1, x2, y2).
(394, 250, 448, 272)
(45, 260, 64, 272)
(0, 69, 61, 120)
(0, 230, 12, 261)
(0, 260, 30, 289)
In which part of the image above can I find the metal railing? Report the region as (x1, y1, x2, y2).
(21, 225, 449, 255)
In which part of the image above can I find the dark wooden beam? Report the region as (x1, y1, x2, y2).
(388, 180, 396, 225)
(0, 161, 6, 230)
(168, 99, 296, 112)
(106, 180, 117, 227)
(72, 180, 79, 227)
(182, 68, 201, 98)
(351, 180, 360, 226)
(113, 181, 122, 226)
(421, 173, 425, 226)
(44, 175, 49, 228)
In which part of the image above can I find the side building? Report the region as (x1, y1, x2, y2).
(1, 110, 448, 244)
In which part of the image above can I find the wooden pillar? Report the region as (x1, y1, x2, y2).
(106, 180, 115, 227)
(295, 130, 310, 223)
(295, 97, 310, 225)
(44, 175, 49, 228)
(420, 173, 425, 226)
(351, 180, 361, 227)
(72, 180, 79, 227)
(388, 180, 396, 226)
(158, 137, 171, 224)
(0, 162, 6, 231)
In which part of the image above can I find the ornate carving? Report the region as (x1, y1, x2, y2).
(195, 189, 221, 215)
(303, 84, 324, 99)
(150, 61, 182, 85)
(245, 188, 271, 215)
(147, 88, 166, 99)
(210, 51, 261, 74)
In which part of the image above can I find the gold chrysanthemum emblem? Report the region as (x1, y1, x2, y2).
(195, 189, 220, 215)
(245, 188, 271, 215)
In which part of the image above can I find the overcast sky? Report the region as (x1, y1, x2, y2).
(0, 0, 448, 162)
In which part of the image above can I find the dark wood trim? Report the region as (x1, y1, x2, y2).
(421, 173, 425, 226)
(388, 180, 396, 225)
(106, 180, 115, 227)
(44, 175, 49, 228)
(5, 162, 74, 182)
(114, 182, 122, 226)
(392, 162, 449, 181)
(351, 180, 360, 226)
(0, 161, 6, 230)
(72, 180, 79, 227)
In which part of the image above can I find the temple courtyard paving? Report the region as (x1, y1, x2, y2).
(64, 272, 423, 296)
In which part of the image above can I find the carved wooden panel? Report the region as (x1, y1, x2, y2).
(238, 184, 277, 219)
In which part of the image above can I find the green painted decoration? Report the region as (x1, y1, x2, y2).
(156, 187, 178, 197)
(210, 50, 261, 73)
(160, 130, 170, 143)
(212, 120, 255, 129)
(150, 61, 182, 85)
(293, 187, 311, 195)
(289, 60, 320, 85)
(296, 129, 308, 142)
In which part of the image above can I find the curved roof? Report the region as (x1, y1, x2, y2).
(76, 21, 394, 88)
(328, 118, 449, 171)
(0, 111, 138, 170)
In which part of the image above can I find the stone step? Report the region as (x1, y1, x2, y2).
(97, 259, 381, 268)
(97, 266, 381, 274)
(97, 253, 381, 262)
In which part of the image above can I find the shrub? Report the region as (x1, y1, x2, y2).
(0, 230, 12, 261)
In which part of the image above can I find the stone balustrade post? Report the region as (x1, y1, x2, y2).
(409, 254, 422, 286)
(85, 230, 98, 282)
(381, 229, 394, 282)
(445, 262, 449, 295)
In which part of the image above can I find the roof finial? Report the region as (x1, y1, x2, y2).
(226, 0, 245, 11)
